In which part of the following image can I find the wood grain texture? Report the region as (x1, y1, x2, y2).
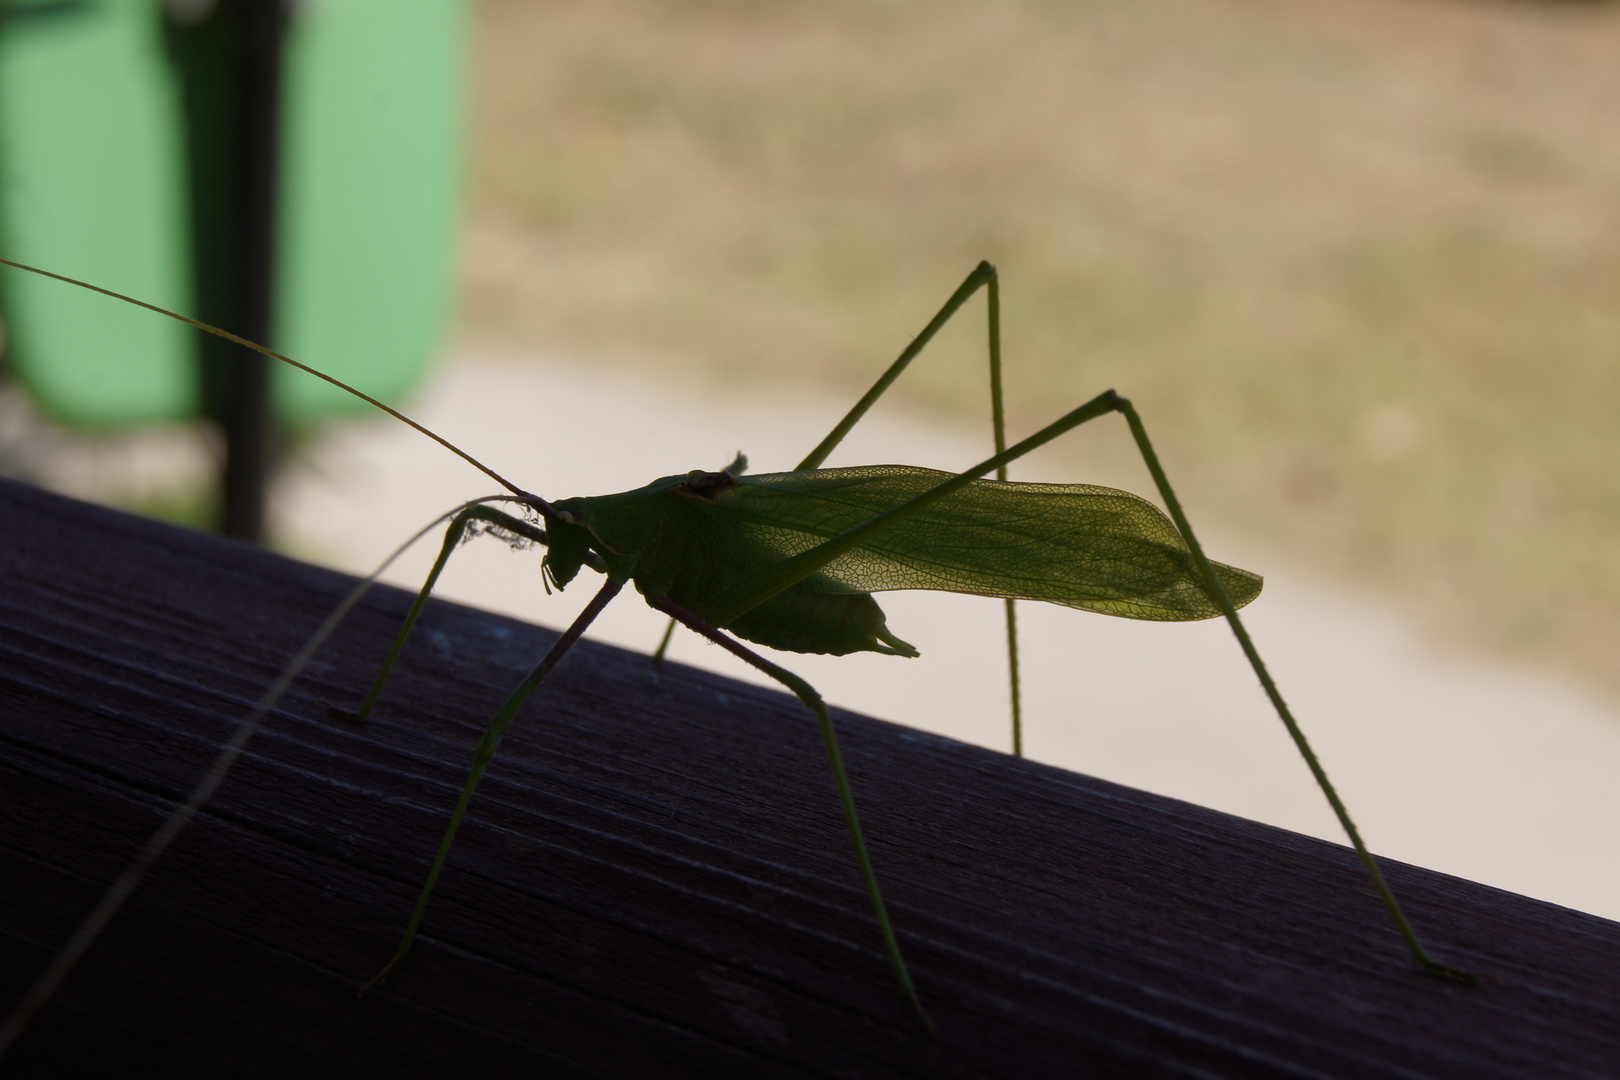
(1, 476, 1617, 1078)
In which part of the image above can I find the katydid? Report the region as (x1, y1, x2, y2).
(0, 258, 1473, 1049)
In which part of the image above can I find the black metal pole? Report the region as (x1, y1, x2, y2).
(165, 0, 287, 543)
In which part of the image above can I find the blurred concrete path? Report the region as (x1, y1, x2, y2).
(277, 352, 1620, 926)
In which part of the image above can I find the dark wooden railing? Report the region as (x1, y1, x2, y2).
(1, 477, 1616, 1076)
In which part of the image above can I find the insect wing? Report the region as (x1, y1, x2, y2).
(716, 466, 1262, 620)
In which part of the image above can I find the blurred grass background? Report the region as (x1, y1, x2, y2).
(2, 0, 1615, 702)
(460, 0, 1620, 697)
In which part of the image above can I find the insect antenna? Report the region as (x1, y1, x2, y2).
(0, 258, 555, 518)
(0, 497, 523, 1055)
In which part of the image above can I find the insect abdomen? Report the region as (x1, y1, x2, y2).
(727, 584, 917, 658)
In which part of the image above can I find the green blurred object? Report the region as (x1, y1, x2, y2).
(0, 0, 466, 428)
(0, 0, 192, 426)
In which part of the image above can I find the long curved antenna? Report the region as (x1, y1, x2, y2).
(0, 258, 551, 514)
(0, 497, 513, 1057)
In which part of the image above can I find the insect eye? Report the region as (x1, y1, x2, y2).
(680, 470, 740, 498)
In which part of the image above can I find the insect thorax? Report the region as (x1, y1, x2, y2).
(547, 474, 917, 658)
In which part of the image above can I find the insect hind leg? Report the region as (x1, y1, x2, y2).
(797, 262, 1028, 754)
(1107, 399, 1477, 984)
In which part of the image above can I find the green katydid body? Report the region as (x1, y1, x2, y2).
(545, 464, 1262, 658)
(0, 257, 1471, 1053)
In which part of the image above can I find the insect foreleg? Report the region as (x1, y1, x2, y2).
(650, 596, 933, 1032)
(1110, 400, 1477, 984)
(0, 518, 442, 1054)
(365, 575, 626, 993)
(339, 502, 547, 723)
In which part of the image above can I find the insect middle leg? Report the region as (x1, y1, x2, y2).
(650, 596, 933, 1031)
(711, 387, 1475, 984)
(791, 261, 1025, 753)
(657, 261, 1029, 752)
